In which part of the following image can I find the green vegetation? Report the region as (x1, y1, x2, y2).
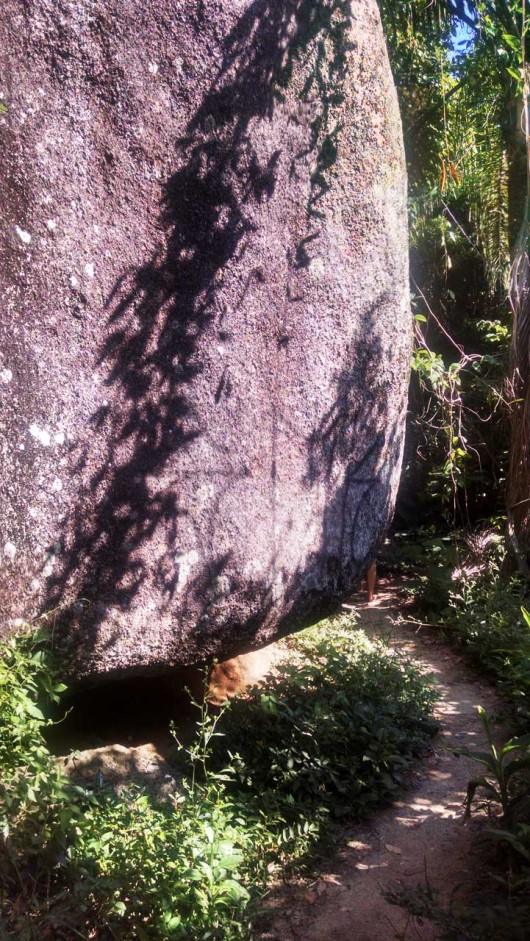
(444, 550, 530, 722)
(378, 0, 523, 532)
(212, 621, 438, 821)
(394, 529, 530, 721)
(0, 615, 436, 940)
(369, 3, 530, 924)
(384, 529, 530, 938)
(402, 530, 530, 710)
(5, 3, 530, 939)
(385, 702, 530, 941)
(457, 706, 530, 820)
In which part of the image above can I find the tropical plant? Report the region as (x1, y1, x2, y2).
(456, 705, 530, 818)
(0, 615, 437, 940)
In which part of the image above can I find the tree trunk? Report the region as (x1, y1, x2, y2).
(507, 76, 530, 573)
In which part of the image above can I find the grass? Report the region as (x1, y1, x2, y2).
(0, 611, 437, 940)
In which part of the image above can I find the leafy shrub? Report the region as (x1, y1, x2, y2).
(392, 527, 530, 723)
(0, 614, 437, 940)
(456, 707, 530, 821)
(383, 530, 459, 613)
(0, 626, 74, 907)
(387, 539, 530, 941)
(214, 620, 437, 823)
(441, 542, 530, 724)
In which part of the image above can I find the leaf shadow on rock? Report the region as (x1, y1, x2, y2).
(284, 294, 402, 625)
(43, 0, 385, 676)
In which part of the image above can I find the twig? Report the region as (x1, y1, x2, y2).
(508, 495, 530, 510)
(398, 616, 441, 630)
(411, 277, 465, 355)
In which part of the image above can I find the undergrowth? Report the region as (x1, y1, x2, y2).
(394, 528, 530, 724)
(214, 621, 437, 823)
(0, 612, 437, 940)
(389, 529, 530, 940)
(440, 533, 530, 726)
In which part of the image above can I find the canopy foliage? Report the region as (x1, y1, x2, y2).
(380, 0, 530, 563)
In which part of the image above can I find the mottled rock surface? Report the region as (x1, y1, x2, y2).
(0, 0, 410, 683)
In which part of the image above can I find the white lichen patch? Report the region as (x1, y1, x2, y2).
(70, 274, 79, 288)
(15, 226, 32, 244)
(215, 574, 231, 596)
(0, 368, 13, 383)
(3, 542, 16, 561)
(46, 219, 57, 231)
(148, 62, 159, 75)
(54, 431, 65, 445)
(51, 478, 63, 493)
(308, 257, 325, 279)
(195, 482, 215, 511)
(29, 424, 51, 446)
(175, 549, 199, 593)
(29, 423, 52, 448)
(41, 543, 60, 578)
(271, 571, 285, 602)
(84, 262, 95, 278)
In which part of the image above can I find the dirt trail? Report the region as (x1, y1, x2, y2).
(259, 578, 503, 941)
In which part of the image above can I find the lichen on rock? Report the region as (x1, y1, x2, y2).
(0, 0, 410, 684)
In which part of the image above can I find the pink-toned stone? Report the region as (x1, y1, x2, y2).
(0, 0, 410, 683)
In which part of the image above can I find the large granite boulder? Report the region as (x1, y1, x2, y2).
(0, 0, 410, 683)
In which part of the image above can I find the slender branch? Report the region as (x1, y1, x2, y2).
(410, 77, 467, 133)
(446, 0, 477, 30)
(441, 201, 486, 261)
(509, 495, 530, 509)
(507, 510, 530, 576)
(411, 276, 466, 355)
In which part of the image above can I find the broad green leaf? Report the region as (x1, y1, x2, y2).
(217, 879, 250, 902)
(502, 33, 520, 52)
(25, 703, 45, 721)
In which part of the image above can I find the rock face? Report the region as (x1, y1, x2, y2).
(0, 0, 410, 683)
